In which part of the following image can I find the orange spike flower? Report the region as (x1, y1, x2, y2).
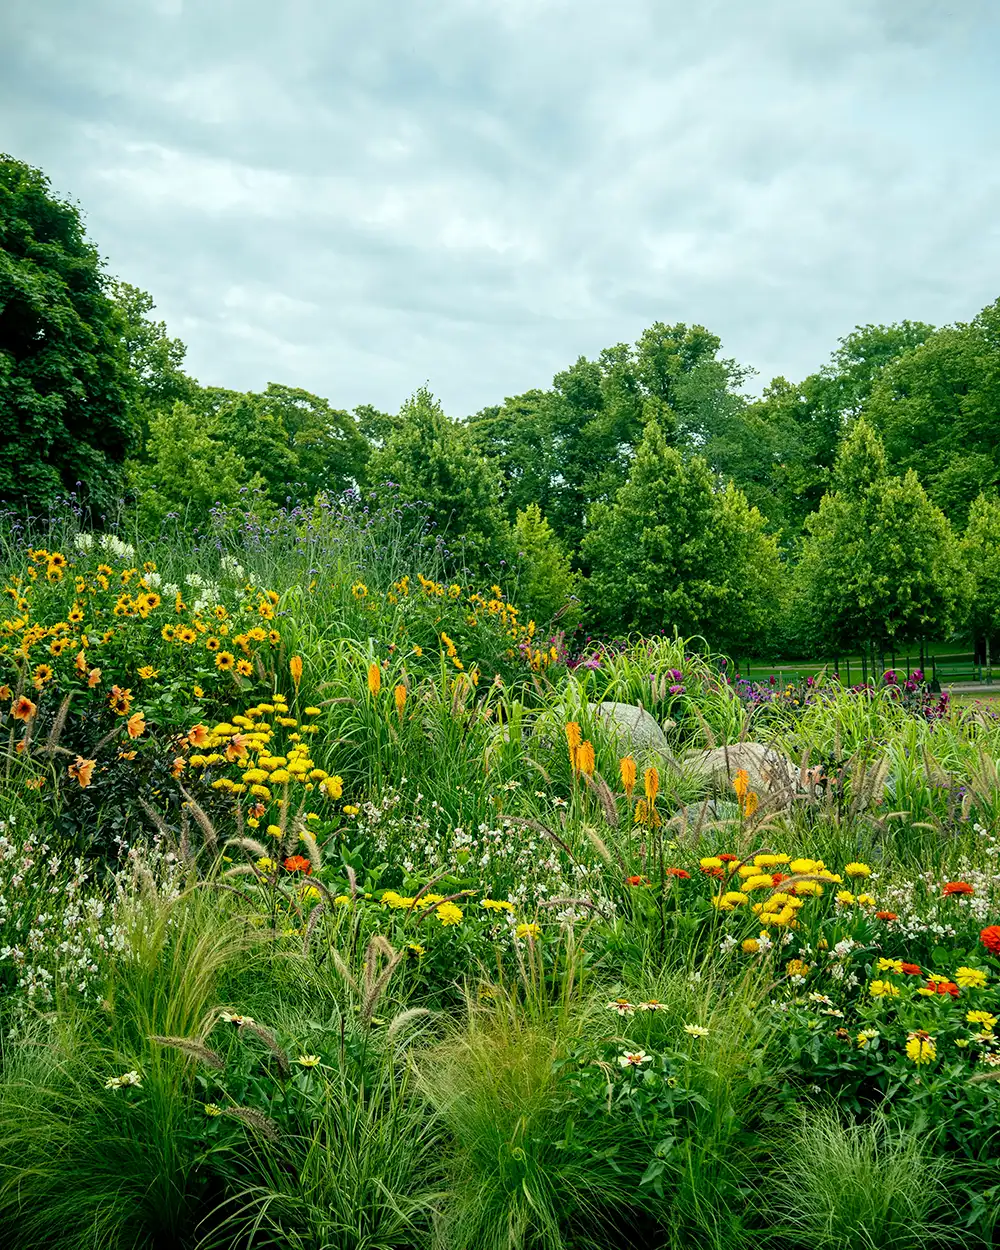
(743, 790, 759, 819)
(620, 755, 637, 798)
(394, 683, 407, 717)
(644, 766, 659, 804)
(576, 740, 595, 776)
(68, 756, 96, 788)
(732, 769, 749, 802)
(367, 662, 382, 697)
(290, 655, 303, 688)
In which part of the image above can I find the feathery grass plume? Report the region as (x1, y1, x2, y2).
(223, 836, 270, 860)
(139, 796, 176, 845)
(583, 825, 613, 868)
(386, 1006, 436, 1043)
(149, 1035, 225, 1069)
(178, 785, 218, 851)
(583, 772, 620, 827)
(221, 1106, 280, 1141)
(331, 948, 359, 994)
(297, 829, 322, 875)
(43, 692, 73, 753)
(302, 903, 325, 956)
(361, 936, 405, 1023)
(239, 1023, 291, 1079)
(345, 863, 358, 900)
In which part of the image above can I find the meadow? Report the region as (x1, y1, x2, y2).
(1, 498, 999, 1250)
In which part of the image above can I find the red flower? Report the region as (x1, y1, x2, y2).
(943, 881, 974, 897)
(701, 866, 724, 879)
(875, 911, 898, 921)
(926, 978, 959, 998)
(283, 855, 312, 875)
(718, 854, 739, 863)
(900, 963, 922, 976)
(981, 926, 1000, 956)
(624, 875, 648, 887)
(772, 873, 788, 887)
(665, 868, 690, 879)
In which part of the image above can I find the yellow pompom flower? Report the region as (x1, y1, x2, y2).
(435, 901, 463, 926)
(905, 1032, 936, 1065)
(844, 862, 871, 879)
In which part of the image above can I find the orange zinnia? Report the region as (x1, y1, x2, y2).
(12, 696, 36, 722)
(943, 881, 974, 897)
(171, 757, 186, 779)
(68, 756, 96, 788)
(126, 711, 146, 739)
(283, 855, 312, 875)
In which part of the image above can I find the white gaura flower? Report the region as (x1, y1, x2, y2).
(619, 1050, 652, 1068)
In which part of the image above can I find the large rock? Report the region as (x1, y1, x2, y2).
(588, 701, 674, 763)
(684, 742, 798, 807)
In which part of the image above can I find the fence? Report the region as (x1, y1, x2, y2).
(739, 653, 991, 688)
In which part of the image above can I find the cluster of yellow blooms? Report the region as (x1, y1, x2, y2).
(184, 695, 344, 826)
(708, 854, 877, 932)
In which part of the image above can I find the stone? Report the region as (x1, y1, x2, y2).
(587, 701, 674, 762)
(683, 742, 798, 807)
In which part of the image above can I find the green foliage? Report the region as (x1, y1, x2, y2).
(510, 503, 579, 628)
(369, 387, 509, 571)
(867, 301, 1000, 525)
(962, 492, 1000, 659)
(796, 420, 965, 656)
(0, 155, 133, 514)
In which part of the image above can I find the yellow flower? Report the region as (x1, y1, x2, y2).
(216, 651, 236, 671)
(137, 665, 159, 679)
(304, 706, 321, 716)
(785, 959, 810, 979)
(744, 874, 776, 892)
(955, 967, 988, 989)
(296, 1054, 321, 1068)
(835, 890, 856, 906)
(967, 1010, 997, 1030)
(575, 739, 595, 776)
(481, 899, 515, 912)
(516, 922, 541, 940)
(290, 655, 303, 687)
(844, 862, 871, 879)
(741, 938, 760, 954)
(869, 979, 900, 998)
(620, 755, 636, 797)
(269, 769, 291, 784)
(905, 1033, 936, 1065)
(435, 901, 463, 925)
(877, 958, 903, 974)
(255, 857, 277, 873)
(322, 775, 343, 800)
(367, 662, 381, 696)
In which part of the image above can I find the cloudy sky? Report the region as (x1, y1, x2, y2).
(2, 0, 999, 416)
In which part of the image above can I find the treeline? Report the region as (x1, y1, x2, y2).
(3, 153, 1000, 660)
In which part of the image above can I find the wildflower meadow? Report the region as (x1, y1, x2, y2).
(0, 502, 997, 1250)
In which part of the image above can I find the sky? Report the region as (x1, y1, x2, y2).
(2, 0, 999, 417)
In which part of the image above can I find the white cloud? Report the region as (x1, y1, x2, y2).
(1, 0, 998, 414)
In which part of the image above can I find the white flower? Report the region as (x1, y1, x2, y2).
(618, 1050, 652, 1067)
(73, 532, 94, 552)
(607, 999, 636, 1016)
(105, 1069, 142, 1089)
(683, 1023, 709, 1037)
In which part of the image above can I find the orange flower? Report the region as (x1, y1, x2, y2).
(118, 749, 137, 761)
(633, 799, 661, 828)
(732, 769, 749, 802)
(24, 776, 45, 790)
(394, 683, 407, 718)
(565, 721, 582, 768)
(87, 668, 101, 688)
(576, 740, 595, 776)
(74, 650, 88, 676)
(943, 881, 974, 897)
(12, 696, 37, 722)
(283, 855, 312, 875)
(68, 756, 96, 788)
(290, 655, 303, 688)
(0, 685, 10, 701)
(367, 662, 381, 696)
(225, 733, 248, 762)
(742, 790, 759, 819)
(643, 766, 659, 803)
(126, 711, 146, 739)
(188, 724, 211, 748)
(171, 757, 186, 779)
(620, 755, 636, 798)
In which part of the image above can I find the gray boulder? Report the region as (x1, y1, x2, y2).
(587, 701, 675, 763)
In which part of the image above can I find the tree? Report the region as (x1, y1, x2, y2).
(795, 420, 965, 662)
(0, 155, 133, 513)
(130, 402, 262, 531)
(510, 504, 579, 628)
(108, 279, 193, 443)
(368, 387, 508, 570)
(962, 492, 1000, 669)
(582, 418, 718, 636)
(702, 483, 786, 657)
(865, 300, 1000, 525)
